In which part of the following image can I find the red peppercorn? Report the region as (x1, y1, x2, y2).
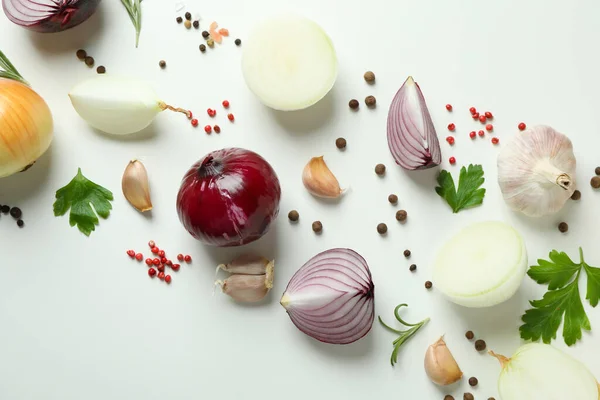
(148, 240, 155, 248)
(485, 111, 493, 119)
(152, 258, 160, 266)
(161, 257, 167, 264)
(486, 124, 493, 131)
(446, 136, 455, 145)
(469, 107, 477, 114)
(447, 123, 455, 131)
(184, 255, 192, 263)
(469, 131, 476, 139)
(157, 264, 165, 272)
(158, 271, 165, 281)
(158, 250, 165, 257)
(204, 125, 212, 133)
(151, 247, 159, 254)
(177, 254, 184, 261)
(478, 130, 485, 137)
(492, 137, 500, 144)
(479, 115, 487, 123)
(145, 258, 153, 266)
(227, 113, 235, 121)
(127, 250, 135, 257)
(165, 275, 172, 284)
(449, 156, 456, 164)
(207, 108, 216, 117)
(472, 112, 480, 119)
(191, 118, 199, 127)
(171, 263, 181, 271)
(518, 122, 526, 131)
(187, 111, 193, 120)
(135, 253, 143, 261)
(166, 260, 173, 266)
(445, 104, 452, 111)
(222, 100, 230, 108)
(214, 125, 221, 133)
(148, 268, 157, 277)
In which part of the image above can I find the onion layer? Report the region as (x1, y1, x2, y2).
(280, 248, 375, 345)
(387, 76, 441, 170)
(0, 78, 53, 178)
(2, 0, 101, 33)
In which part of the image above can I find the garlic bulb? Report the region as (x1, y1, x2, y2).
(490, 343, 599, 400)
(424, 337, 463, 386)
(69, 75, 189, 135)
(215, 255, 275, 303)
(497, 125, 576, 217)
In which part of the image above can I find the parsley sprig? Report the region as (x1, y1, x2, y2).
(435, 164, 486, 213)
(520, 248, 600, 346)
(378, 304, 429, 366)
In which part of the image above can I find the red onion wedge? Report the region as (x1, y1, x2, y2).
(280, 248, 375, 345)
(387, 76, 441, 170)
(3, 0, 101, 33)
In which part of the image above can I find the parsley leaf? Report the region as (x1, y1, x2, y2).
(435, 164, 486, 213)
(53, 168, 114, 236)
(520, 248, 600, 346)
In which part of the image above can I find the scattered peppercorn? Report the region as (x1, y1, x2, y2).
(288, 210, 299, 222)
(591, 176, 600, 189)
(468, 377, 478, 387)
(425, 281, 433, 289)
(447, 123, 455, 131)
(491, 137, 499, 145)
(403, 249, 411, 258)
(165, 275, 172, 284)
(145, 258, 153, 266)
(349, 99, 359, 109)
(1, 205, 9, 214)
(159, 60, 166, 68)
(148, 241, 155, 248)
(135, 253, 143, 261)
(151, 247, 159, 254)
(204, 125, 212, 133)
(478, 130, 485, 137)
(235, 38, 242, 46)
(445, 104, 452, 111)
(449, 156, 456, 164)
(485, 111, 493, 119)
(595, 167, 600, 175)
(312, 221, 323, 233)
(558, 222, 568, 233)
(518, 122, 526, 131)
(335, 137, 347, 149)
(377, 223, 387, 234)
(184, 12, 191, 20)
(465, 331, 474, 340)
(375, 164, 386, 176)
(364, 71, 375, 83)
(177, 254, 184, 261)
(152, 258, 160, 265)
(158, 250, 165, 257)
(158, 271, 166, 281)
(388, 194, 398, 204)
(9, 207, 21, 219)
(469, 131, 476, 139)
(157, 264, 165, 273)
(464, 393, 474, 400)
(444, 396, 454, 400)
(365, 95, 376, 107)
(446, 136, 455, 145)
(96, 66, 106, 74)
(184, 20, 192, 29)
(488, 398, 496, 400)
(469, 107, 476, 114)
(202, 30, 210, 38)
(193, 20, 199, 29)
(571, 190, 581, 200)
(472, 112, 480, 119)
(76, 49, 87, 60)
(486, 123, 493, 131)
(199, 44, 206, 52)
(475, 339, 486, 351)
(171, 264, 180, 271)
(127, 250, 136, 258)
(478, 115, 487, 123)
(176, 16, 183, 23)
(396, 210, 407, 222)
(222, 100, 230, 108)
(207, 108, 216, 117)
(17, 219, 24, 227)
(148, 268, 157, 277)
(184, 255, 192, 263)
(409, 264, 417, 272)
(207, 38, 215, 47)
(214, 125, 221, 133)
(227, 113, 235, 121)
(84, 56, 94, 67)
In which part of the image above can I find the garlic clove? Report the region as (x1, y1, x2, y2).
(302, 156, 343, 198)
(122, 159, 152, 212)
(217, 272, 274, 303)
(424, 336, 463, 386)
(216, 254, 274, 275)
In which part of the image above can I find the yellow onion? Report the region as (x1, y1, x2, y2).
(0, 78, 53, 178)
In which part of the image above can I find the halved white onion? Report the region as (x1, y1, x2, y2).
(433, 221, 527, 308)
(241, 14, 338, 111)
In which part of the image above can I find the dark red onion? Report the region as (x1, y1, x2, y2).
(2, 0, 101, 33)
(280, 248, 375, 345)
(387, 76, 441, 170)
(176, 147, 281, 247)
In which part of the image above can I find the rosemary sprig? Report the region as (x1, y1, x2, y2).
(121, 0, 142, 47)
(0, 50, 28, 85)
(378, 303, 430, 366)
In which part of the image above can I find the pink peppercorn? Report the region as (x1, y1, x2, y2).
(191, 119, 198, 127)
(145, 258, 153, 266)
(127, 250, 135, 257)
(152, 258, 160, 266)
(469, 107, 477, 114)
(165, 275, 172, 284)
(478, 130, 485, 137)
(449, 156, 456, 164)
(158, 272, 165, 281)
(485, 111, 493, 119)
(492, 137, 499, 145)
(518, 122, 526, 131)
(171, 264, 181, 271)
(148, 268, 157, 277)
(227, 113, 235, 121)
(486, 124, 493, 131)
(472, 112, 480, 119)
(479, 115, 487, 123)
(469, 131, 476, 139)
(204, 125, 212, 133)
(184, 255, 192, 263)
(135, 253, 143, 261)
(446, 104, 452, 111)
(447, 123, 455, 131)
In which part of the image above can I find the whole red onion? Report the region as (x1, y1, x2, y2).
(176, 148, 281, 247)
(2, 0, 101, 33)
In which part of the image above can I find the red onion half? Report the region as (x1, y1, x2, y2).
(387, 76, 441, 170)
(280, 248, 375, 345)
(2, 0, 101, 33)
(176, 147, 281, 247)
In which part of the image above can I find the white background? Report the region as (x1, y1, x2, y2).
(1, 0, 600, 399)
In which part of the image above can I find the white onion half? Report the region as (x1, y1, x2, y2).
(492, 343, 599, 400)
(241, 14, 338, 111)
(433, 221, 527, 308)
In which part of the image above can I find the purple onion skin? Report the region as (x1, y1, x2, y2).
(176, 148, 281, 247)
(2, 0, 101, 33)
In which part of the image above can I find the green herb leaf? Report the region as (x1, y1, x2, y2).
(0, 50, 28, 85)
(53, 168, 114, 236)
(520, 248, 599, 346)
(435, 164, 486, 213)
(378, 304, 429, 366)
(121, 0, 142, 47)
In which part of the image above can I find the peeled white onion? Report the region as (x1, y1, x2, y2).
(433, 221, 527, 308)
(491, 343, 599, 400)
(241, 14, 338, 111)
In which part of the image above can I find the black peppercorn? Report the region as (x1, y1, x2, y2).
(193, 20, 199, 29)
(375, 163, 386, 176)
(96, 66, 106, 74)
(9, 207, 21, 219)
(388, 194, 398, 204)
(199, 44, 206, 52)
(312, 221, 323, 233)
(84, 56, 94, 67)
(468, 377, 478, 387)
(595, 166, 600, 175)
(425, 281, 433, 289)
(464, 394, 474, 400)
(288, 210, 299, 222)
(475, 339, 486, 351)
(465, 331, 474, 340)
(235, 38, 242, 46)
(558, 222, 568, 233)
(17, 219, 24, 227)
(1, 205, 10, 214)
(349, 99, 359, 110)
(591, 176, 600, 189)
(159, 60, 166, 69)
(365, 95, 376, 107)
(571, 190, 581, 200)
(364, 71, 375, 83)
(409, 264, 417, 272)
(176, 16, 183, 23)
(76, 49, 87, 60)
(202, 30, 210, 38)
(396, 210, 407, 222)
(377, 223, 387, 234)
(444, 396, 455, 400)
(185, 12, 191, 20)
(403, 249, 411, 258)
(488, 398, 496, 400)
(336, 138, 347, 149)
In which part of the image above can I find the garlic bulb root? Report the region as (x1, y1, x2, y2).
(424, 336, 463, 386)
(302, 156, 344, 198)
